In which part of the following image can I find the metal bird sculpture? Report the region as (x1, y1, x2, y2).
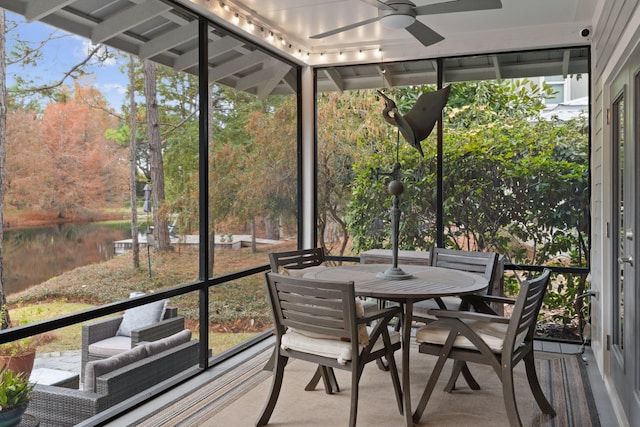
(377, 86, 451, 157)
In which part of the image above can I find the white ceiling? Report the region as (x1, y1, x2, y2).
(184, 0, 599, 66)
(0, 0, 598, 97)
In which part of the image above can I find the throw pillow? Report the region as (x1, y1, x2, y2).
(117, 295, 167, 337)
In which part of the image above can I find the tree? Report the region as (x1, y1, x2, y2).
(143, 60, 170, 251)
(244, 95, 298, 248)
(5, 108, 44, 209)
(316, 90, 389, 256)
(128, 54, 140, 268)
(335, 89, 432, 254)
(0, 16, 120, 327)
(439, 80, 588, 266)
(34, 83, 126, 218)
(152, 64, 199, 241)
(343, 80, 588, 270)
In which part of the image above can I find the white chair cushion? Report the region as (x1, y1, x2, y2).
(280, 265, 330, 278)
(415, 319, 526, 353)
(413, 297, 462, 320)
(87, 336, 132, 357)
(282, 327, 400, 365)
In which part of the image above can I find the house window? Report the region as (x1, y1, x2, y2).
(544, 75, 567, 104)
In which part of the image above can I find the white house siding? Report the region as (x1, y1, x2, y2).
(591, 1, 640, 425)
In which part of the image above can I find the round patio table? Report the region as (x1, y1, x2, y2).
(304, 264, 488, 427)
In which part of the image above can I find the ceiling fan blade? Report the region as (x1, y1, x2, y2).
(415, 0, 502, 15)
(360, 0, 397, 11)
(405, 21, 444, 47)
(310, 16, 381, 39)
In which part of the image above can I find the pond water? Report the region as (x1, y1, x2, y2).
(4, 222, 132, 296)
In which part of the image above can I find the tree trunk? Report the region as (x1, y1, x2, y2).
(143, 60, 170, 251)
(264, 215, 279, 240)
(129, 54, 140, 268)
(208, 229, 215, 276)
(250, 217, 257, 253)
(318, 211, 327, 253)
(0, 11, 10, 329)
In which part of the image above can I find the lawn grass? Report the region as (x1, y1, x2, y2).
(10, 302, 101, 353)
(5, 240, 301, 354)
(11, 303, 259, 355)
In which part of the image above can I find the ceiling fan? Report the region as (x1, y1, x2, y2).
(310, 0, 503, 47)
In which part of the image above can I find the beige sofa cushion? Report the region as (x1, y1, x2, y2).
(87, 335, 132, 357)
(83, 344, 148, 392)
(144, 329, 192, 357)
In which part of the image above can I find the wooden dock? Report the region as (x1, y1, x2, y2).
(114, 234, 281, 254)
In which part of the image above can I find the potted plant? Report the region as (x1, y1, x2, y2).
(0, 338, 37, 380)
(0, 309, 38, 379)
(0, 365, 34, 427)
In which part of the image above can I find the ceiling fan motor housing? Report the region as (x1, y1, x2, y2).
(379, 1, 417, 29)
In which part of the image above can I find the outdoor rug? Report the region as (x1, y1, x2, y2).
(531, 352, 600, 427)
(135, 346, 599, 427)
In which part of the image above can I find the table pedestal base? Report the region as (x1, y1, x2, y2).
(377, 267, 413, 280)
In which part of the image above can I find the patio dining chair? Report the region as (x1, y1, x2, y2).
(411, 248, 500, 391)
(412, 247, 499, 323)
(257, 272, 403, 427)
(266, 248, 341, 394)
(268, 247, 328, 276)
(413, 269, 554, 427)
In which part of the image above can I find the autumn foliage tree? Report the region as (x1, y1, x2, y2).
(1, 12, 119, 327)
(244, 95, 297, 244)
(316, 90, 391, 255)
(7, 82, 127, 218)
(5, 109, 42, 210)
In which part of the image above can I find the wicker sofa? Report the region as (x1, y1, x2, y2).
(81, 304, 184, 383)
(29, 330, 199, 427)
